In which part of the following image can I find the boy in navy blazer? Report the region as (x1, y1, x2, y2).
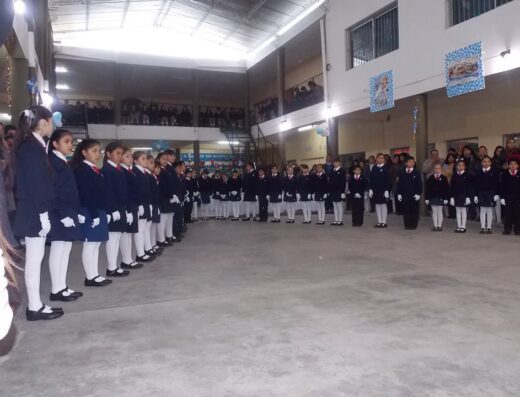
(397, 156, 422, 230)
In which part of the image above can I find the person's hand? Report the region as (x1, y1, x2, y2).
(138, 205, 145, 216)
(425, 200, 429, 205)
(323, 194, 328, 199)
(126, 212, 133, 225)
(173, 195, 180, 204)
(220, 194, 226, 199)
(341, 193, 346, 200)
(112, 211, 121, 221)
(494, 195, 500, 202)
(78, 214, 86, 224)
(296, 194, 301, 201)
(106, 214, 111, 223)
(450, 198, 455, 207)
(308, 194, 312, 200)
(354, 193, 361, 199)
(465, 197, 471, 206)
(92, 217, 101, 228)
(231, 191, 238, 196)
(474, 197, 478, 204)
(501, 198, 506, 206)
(149, 204, 153, 214)
(368, 189, 374, 198)
(38, 212, 51, 237)
(384, 191, 389, 199)
(60, 217, 75, 228)
(414, 194, 420, 201)
(397, 195, 402, 202)
(443, 200, 449, 205)
(278, 194, 282, 200)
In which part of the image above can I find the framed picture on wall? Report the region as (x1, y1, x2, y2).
(446, 137, 479, 154)
(503, 133, 520, 146)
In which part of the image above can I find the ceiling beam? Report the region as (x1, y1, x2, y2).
(157, 0, 177, 28)
(220, 0, 268, 44)
(190, 0, 222, 36)
(120, 0, 131, 28)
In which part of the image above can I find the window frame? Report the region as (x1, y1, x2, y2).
(447, 0, 514, 27)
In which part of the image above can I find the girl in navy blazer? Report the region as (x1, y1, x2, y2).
(268, 165, 283, 223)
(47, 129, 83, 303)
(102, 142, 131, 278)
(397, 157, 423, 230)
(190, 169, 201, 221)
(147, 156, 163, 249)
(198, 169, 212, 220)
(283, 166, 298, 223)
(474, 156, 500, 234)
(13, 106, 63, 321)
(312, 164, 329, 225)
(450, 160, 474, 233)
(297, 164, 314, 224)
(349, 165, 367, 227)
(227, 170, 242, 221)
(220, 173, 231, 220)
(425, 163, 450, 231)
(133, 151, 155, 262)
(329, 159, 347, 226)
(212, 171, 224, 219)
(369, 153, 390, 228)
(72, 139, 111, 288)
(157, 152, 175, 243)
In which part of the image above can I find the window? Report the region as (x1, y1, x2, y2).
(448, 0, 514, 26)
(348, 5, 399, 69)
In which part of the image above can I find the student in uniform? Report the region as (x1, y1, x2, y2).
(183, 169, 194, 224)
(102, 142, 131, 277)
(227, 169, 242, 221)
(47, 129, 84, 302)
(198, 169, 212, 220)
(13, 106, 64, 321)
(147, 157, 164, 251)
(172, 161, 185, 240)
(157, 152, 176, 244)
(268, 165, 283, 223)
(312, 164, 329, 225)
(425, 163, 450, 231)
(256, 168, 269, 222)
(283, 165, 298, 223)
(499, 158, 520, 235)
(349, 165, 366, 227)
(474, 155, 500, 234)
(397, 156, 422, 230)
(450, 160, 473, 233)
(190, 169, 200, 221)
(369, 153, 390, 228)
(297, 164, 314, 224)
(72, 139, 112, 288)
(242, 162, 257, 221)
(119, 147, 145, 269)
(212, 170, 223, 219)
(329, 158, 347, 226)
(220, 172, 230, 220)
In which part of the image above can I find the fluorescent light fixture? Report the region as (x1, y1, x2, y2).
(298, 125, 315, 132)
(131, 147, 152, 151)
(0, 113, 10, 120)
(323, 105, 338, 120)
(56, 84, 70, 90)
(14, 0, 25, 15)
(55, 66, 68, 73)
(218, 141, 239, 145)
(277, 0, 326, 36)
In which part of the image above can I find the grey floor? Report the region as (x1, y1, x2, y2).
(1, 213, 520, 397)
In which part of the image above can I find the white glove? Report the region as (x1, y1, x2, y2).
(38, 212, 51, 237)
(106, 214, 111, 223)
(425, 200, 429, 205)
(341, 193, 346, 200)
(278, 194, 282, 200)
(173, 195, 180, 204)
(185, 197, 191, 203)
(92, 217, 100, 228)
(474, 197, 478, 204)
(78, 214, 86, 224)
(149, 205, 153, 214)
(354, 193, 361, 199)
(241, 192, 244, 199)
(494, 195, 500, 202)
(286, 193, 292, 197)
(443, 200, 449, 205)
(231, 191, 237, 196)
(112, 211, 121, 221)
(450, 198, 455, 207)
(215, 191, 220, 195)
(255, 195, 259, 200)
(384, 191, 389, 199)
(397, 195, 402, 202)
(60, 217, 75, 228)
(220, 194, 226, 199)
(501, 198, 506, 206)
(126, 212, 133, 225)
(297, 194, 301, 200)
(323, 194, 328, 199)
(138, 205, 145, 216)
(369, 189, 374, 198)
(307, 194, 312, 200)
(194, 192, 200, 197)
(414, 194, 420, 201)
(465, 197, 471, 206)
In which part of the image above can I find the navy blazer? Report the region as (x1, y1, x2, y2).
(268, 174, 283, 203)
(500, 171, 520, 204)
(369, 165, 390, 204)
(329, 167, 347, 202)
(158, 167, 174, 213)
(474, 169, 499, 207)
(122, 167, 139, 214)
(283, 176, 298, 202)
(256, 177, 269, 198)
(312, 173, 329, 201)
(133, 166, 153, 218)
(74, 162, 108, 219)
(242, 170, 257, 201)
(198, 176, 212, 204)
(13, 137, 55, 237)
(397, 169, 422, 200)
(425, 174, 450, 206)
(102, 163, 128, 214)
(349, 175, 366, 197)
(297, 174, 314, 202)
(450, 171, 473, 207)
(227, 177, 242, 202)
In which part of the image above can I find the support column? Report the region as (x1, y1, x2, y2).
(326, 117, 339, 159)
(192, 70, 199, 127)
(113, 63, 122, 125)
(414, 94, 429, 215)
(244, 71, 250, 129)
(277, 47, 286, 117)
(278, 131, 286, 167)
(193, 140, 200, 171)
(9, 57, 30, 124)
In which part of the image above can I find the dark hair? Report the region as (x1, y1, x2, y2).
(164, 149, 175, 156)
(493, 146, 504, 156)
(445, 153, 456, 164)
(406, 156, 415, 162)
(156, 152, 166, 161)
(15, 106, 53, 150)
(456, 159, 466, 167)
(133, 151, 146, 161)
(47, 128, 72, 153)
(481, 155, 492, 162)
(154, 159, 161, 168)
(246, 162, 254, 168)
(71, 139, 100, 169)
(4, 125, 16, 135)
(146, 154, 155, 161)
(103, 141, 124, 164)
(300, 164, 309, 169)
(121, 146, 131, 155)
(479, 146, 488, 151)
(462, 145, 476, 158)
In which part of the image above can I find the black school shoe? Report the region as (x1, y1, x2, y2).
(316, 221, 325, 225)
(106, 268, 130, 277)
(486, 229, 493, 234)
(479, 228, 487, 234)
(120, 261, 144, 270)
(241, 217, 251, 221)
(157, 240, 172, 247)
(85, 276, 112, 287)
(136, 254, 154, 263)
(26, 305, 64, 321)
(50, 288, 83, 302)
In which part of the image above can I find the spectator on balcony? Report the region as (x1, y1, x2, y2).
(160, 105, 169, 126)
(309, 80, 324, 103)
(141, 103, 150, 125)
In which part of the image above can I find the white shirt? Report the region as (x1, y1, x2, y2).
(135, 164, 146, 173)
(120, 163, 130, 170)
(483, 167, 491, 172)
(377, 163, 384, 168)
(107, 159, 118, 168)
(32, 132, 46, 149)
(52, 150, 67, 162)
(0, 248, 13, 340)
(334, 167, 340, 171)
(83, 160, 96, 167)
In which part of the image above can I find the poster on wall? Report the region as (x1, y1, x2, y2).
(370, 70, 394, 113)
(445, 42, 485, 98)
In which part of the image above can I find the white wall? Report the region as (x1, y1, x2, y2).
(325, 0, 520, 117)
(88, 124, 226, 142)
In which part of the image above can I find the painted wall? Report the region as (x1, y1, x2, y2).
(285, 129, 327, 164)
(88, 124, 225, 142)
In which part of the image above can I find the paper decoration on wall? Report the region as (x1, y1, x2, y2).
(316, 123, 329, 137)
(412, 105, 418, 140)
(370, 70, 394, 113)
(152, 140, 169, 152)
(445, 42, 485, 98)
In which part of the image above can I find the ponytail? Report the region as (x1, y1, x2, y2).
(71, 139, 100, 169)
(15, 106, 52, 150)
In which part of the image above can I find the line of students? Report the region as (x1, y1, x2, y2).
(12, 107, 190, 322)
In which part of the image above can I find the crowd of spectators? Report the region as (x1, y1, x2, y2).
(253, 98, 279, 124)
(122, 101, 193, 127)
(54, 100, 114, 126)
(199, 107, 245, 129)
(286, 80, 324, 113)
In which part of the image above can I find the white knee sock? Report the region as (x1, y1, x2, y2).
(144, 221, 153, 251)
(456, 207, 467, 228)
(165, 213, 173, 238)
(317, 201, 325, 221)
(495, 198, 501, 223)
(25, 237, 46, 311)
(60, 242, 72, 292)
(105, 232, 121, 271)
(233, 202, 240, 218)
(120, 232, 133, 264)
(376, 204, 387, 224)
(432, 205, 443, 227)
(134, 219, 147, 257)
(158, 214, 167, 242)
(333, 202, 343, 222)
(480, 207, 493, 229)
(150, 222, 158, 245)
(49, 241, 65, 294)
(192, 203, 198, 220)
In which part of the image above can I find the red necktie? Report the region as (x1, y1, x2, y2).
(91, 166, 101, 175)
(512, 171, 517, 177)
(435, 175, 440, 180)
(116, 165, 122, 171)
(355, 176, 359, 180)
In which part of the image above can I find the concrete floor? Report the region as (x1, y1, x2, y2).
(1, 213, 520, 397)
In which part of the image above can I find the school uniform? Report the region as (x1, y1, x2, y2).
(450, 171, 473, 231)
(297, 173, 314, 223)
(133, 164, 154, 261)
(312, 172, 329, 223)
(329, 167, 347, 224)
(121, 165, 140, 233)
(198, 175, 212, 219)
(268, 173, 283, 221)
(500, 170, 520, 235)
(158, 166, 175, 243)
(397, 168, 422, 230)
(219, 178, 230, 219)
(212, 177, 224, 218)
(425, 173, 450, 229)
(242, 170, 257, 219)
(190, 177, 201, 221)
(369, 164, 390, 226)
(184, 177, 194, 223)
(148, 171, 162, 247)
(171, 170, 183, 239)
(256, 176, 269, 222)
(283, 175, 298, 222)
(474, 167, 500, 231)
(349, 174, 366, 226)
(227, 176, 242, 220)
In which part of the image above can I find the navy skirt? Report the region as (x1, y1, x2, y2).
(108, 207, 127, 233)
(79, 208, 109, 242)
(49, 212, 82, 242)
(152, 205, 161, 223)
